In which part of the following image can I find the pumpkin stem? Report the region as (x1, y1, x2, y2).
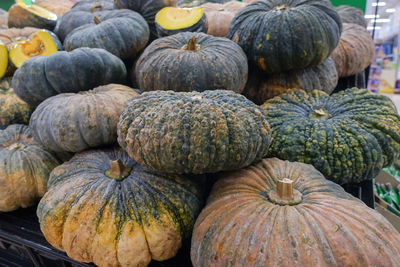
(183, 36, 200, 51)
(267, 178, 302, 205)
(274, 4, 288, 11)
(93, 16, 102, 25)
(90, 3, 103, 13)
(310, 108, 331, 119)
(277, 178, 294, 199)
(7, 142, 26, 151)
(105, 159, 132, 181)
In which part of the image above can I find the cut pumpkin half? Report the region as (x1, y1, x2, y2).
(8, 0, 57, 30)
(155, 7, 207, 37)
(0, 41, 8, 79)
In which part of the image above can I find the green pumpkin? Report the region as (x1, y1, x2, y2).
(0, 124, 60, 212)
(118, 90, 271, 174)
(37, 147, 204, 267)
(135, 32, 248, 93)
(12, 47, 127, 107)
(228, 0, 342, 74)
(336, 5, 367, 28)
(64, 9, 149, 60)
(261, 88, 400, 184)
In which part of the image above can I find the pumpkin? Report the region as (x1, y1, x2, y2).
(12, 47, 127, 107)
(8, 0, 58, 30)
(0, 9, 7, 29)
(0, 124, 60, 212)
(261, 88, 400, 185)
(114, 0, 177, 40)
(35, 0, 75, 15)
(118, 90, 271, 174)
(228, 0, 342, 74)
(135, 32, 248, 93)
(0, 78, 32, 129)
(201, 1, 247, 37)
(30, 84, 138, 153)
(37, 147, 204, 267)
(155, 6, 207, 37)
(0, 41, 7, 79)
(336, 5, 367, 28)
(331, 23, 375, 78)
(54, 0, 115, 41)
(191, 158, 400, 267)
(243, 57, 338, 105)
(0, 27, 39, 47)
(64, 9, 149, 60)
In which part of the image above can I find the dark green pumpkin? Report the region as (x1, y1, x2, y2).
(228, 0, 342, 74)
(64, 9, 149, 60)
(261, 88, 400, 184)
(336, 5, 367, 28)
(243, 57, 338, 105)
(135, 32, 248, 93)
(118, 90, 271, 174)
(12, 47, 127, 107)
(30, 84, 139, 153)
(37, 147, 204, 266)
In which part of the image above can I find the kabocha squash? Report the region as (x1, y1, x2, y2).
(135, 32, 248, 93)
(64, 9, 149, 60)
(331, 23, 375, 78)
(118, 90, 271, 174)
(8, 0, 58, 30)
(37, 147, 204, 267)
(261, 88, 400, 185)
(336, 5, 367, 28)
(0, 27, 39, 47)
(0, 78, 32, 129)
(12, 48, 127, 107)
(155, 7, 207, 37)
(0, 124, 60, 212)
(228, 0, 342, 74)
(0, 41, 7, 79)
(243, 57, 338, 105)
(191, 158, 400, 267)
(30, 84, 138, 153)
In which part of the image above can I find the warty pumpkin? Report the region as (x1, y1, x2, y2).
(228, 0, 342, 74)
(0, 124, 60, 212)
(12, 48, 127, 107)
(30, 84, 138, 153)
(336, 5, 368, 28)
(118, 90, 271, 174)
(261, 88, 400, 185)
(191, 158, 400, 267)
(135, 32, 248, 93)
(64, 9, 149, 60)
(243, 57, 338, 105)
(331, 23, 375, 78)
(37, 147, 205, 267)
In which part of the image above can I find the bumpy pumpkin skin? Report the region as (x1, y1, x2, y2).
(37, 147, 204, 267)
(135, 32, 248, 93)
(228, 0, 342, 74)
(118, 90, 271, 174)
(30, 84, 138, 153)
(336, 5, 367, 28)
(261, 88, 400, 184)
(64, 9, 150, 60)
(331, 23, 375, 78)
(8, 3, 57, 31)
(0, 78, 32, 129)
(191, 158, 400, 267)
(0, 124, 60, 212)
(12, 48, 127, 107)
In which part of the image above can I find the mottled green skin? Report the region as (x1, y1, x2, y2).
(64, 9, 149, 60)
(118, 90, 271, 174)
(228, 0, 342, 74)
(30, 84, 138, 153)
(12, 48, 127, 107)
(155, 11, 208, 38)
(135, 32, 248, 93)
(336, 5, 367, 28)
(262, 88, 400, 184)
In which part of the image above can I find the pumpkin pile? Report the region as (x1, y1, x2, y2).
(1, 1, 400, 267)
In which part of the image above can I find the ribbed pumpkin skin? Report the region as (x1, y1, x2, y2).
(331, 23, 375, 78)
(12, 48, 127, 107)
(261, 88, 400, 184)
(135, 32, 248, 93)
(118, 90, 271, 174)
(0, 78, 32, 129)
(228, 0, 342, 74)
(30, 84, 138, 153)
(243, 57, 338, 105)
(336, 5, 367, 28)
(37, 147, 204, 267)
(64, 9, 149, 60)
(0, 124, 60, 212)
(191, 158, 400, 267)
